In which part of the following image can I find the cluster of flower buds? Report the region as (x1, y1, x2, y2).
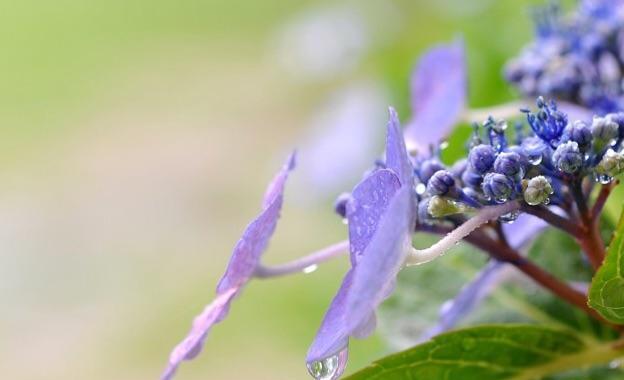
(408, 97, 624, 224)
(504, 0, 624, 113)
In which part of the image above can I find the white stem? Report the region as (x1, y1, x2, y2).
(254, 240, 349, 278)
(405, 201, 520, 266)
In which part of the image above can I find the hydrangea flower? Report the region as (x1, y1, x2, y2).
(505, 0, 624, 114)
(162, 153, 295, 380)
(306, 108, 416, 380)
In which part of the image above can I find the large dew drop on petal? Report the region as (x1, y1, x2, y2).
(306, 348, 349, 380)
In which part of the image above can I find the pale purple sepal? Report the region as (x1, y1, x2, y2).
(347, 169, 401, 264)
(162, 287, 238, 380)
(404, 40, 467, 153)
(502, 213, 548, 250)
(386, 107, 414, 185)
(216, 153, 296, 293)
(420, 261, 504, 341)
(306, 270, 354, 363)
(163, 153, 295, 380)
(346, 185, 415, 334)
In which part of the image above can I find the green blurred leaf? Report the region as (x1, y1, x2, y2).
(589, 209, 624, 323)
(345, 325, 624, 380)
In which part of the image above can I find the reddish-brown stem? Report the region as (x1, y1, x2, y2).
(571, 181, 605, 269)
(591, 181, 618, 219)
(417, 223, 617, 329)
(520, 203, 585, 236)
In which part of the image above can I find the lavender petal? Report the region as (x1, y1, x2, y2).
(385, 107, 414, 185)
(216, 152, 296, 293)
(404, 40, 467, 153)
(346, 185, 415, 334)
(162, 287, 238, 380)
(347, 169, 401, 264)
(306, 270, 354, 363)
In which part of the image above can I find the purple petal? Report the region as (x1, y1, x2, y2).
(346, 185, 415, 334)
(557, 101, 593, 123)
(420, 261, 504, 341)
(422, 213, 550, 340)
(347, 169, 401, 264)
(385, 107, 414, 185)
(502, 212, 548, 250)
(162, 287, 238, 380)
(216, 152, 296, 293)
(404, 40, 467, 153)
(306, 270, 354, 363)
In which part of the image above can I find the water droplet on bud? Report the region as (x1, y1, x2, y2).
(415, 183, 426, 195)
(499, 210, 519, 223)
(594, 173, 613, 184)
(528, 155, 542, 165)
(306, 348, 348, 380)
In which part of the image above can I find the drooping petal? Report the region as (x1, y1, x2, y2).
(162, 287, 238, 380)
(347, 169, 401, 264)
(346, 185, 415, 334)
(420, 261, 505, 341)
(404, 40, 467, 154)
(164, 153, 295, 380)
(306, 270, 354, 364)
(216, 152, 296, 293)
(422, 212, 549, 340)
(385, 107, 414, 185)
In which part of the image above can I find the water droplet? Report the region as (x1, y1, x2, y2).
(306, 349, 348, 380)
(499, 210, 519, 223)
(415, 183, 426, 195)
(528, 155, 542, 165)
(594, 173, 613, 184)
(543, 198, 550, 205)
(439, 141, 449, 150)
(341, 218, 348, 225)
(461, 338, 477, 351)
(303, 264, 318, 274)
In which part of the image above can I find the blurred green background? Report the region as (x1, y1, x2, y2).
(3, 1, 610, 379)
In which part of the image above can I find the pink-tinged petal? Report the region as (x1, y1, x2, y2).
(346, 185, 415, 334)
(386, 107, 414, 185)
(216, 152, 296, 293)
(404, 40, 467, 154)
(347, 169, 401, 264)
(162, 287, 239, 380)
(306, 270, 354, 363)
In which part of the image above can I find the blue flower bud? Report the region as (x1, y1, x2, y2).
(507, 145, 530, 168)
(333, 192, 350, 218)
(482, 172, 515, 203)
(591, 116, 619, 151)
(427, 170, 455, 196)
(418, 159, 445, 184)
(552, 141, 583, 174)
(493, 151, 525, 178)
(461, 167, 483, 189)
(606, 112, 624, 140)
(561, 120, 592, 152)
(468, 144, 496, 174)
(523, 175, 553, 205)
(450, 158, 468, 178)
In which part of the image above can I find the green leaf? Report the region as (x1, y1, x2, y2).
(589, 209, 624, 323)
(345, 325, 624, 380)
